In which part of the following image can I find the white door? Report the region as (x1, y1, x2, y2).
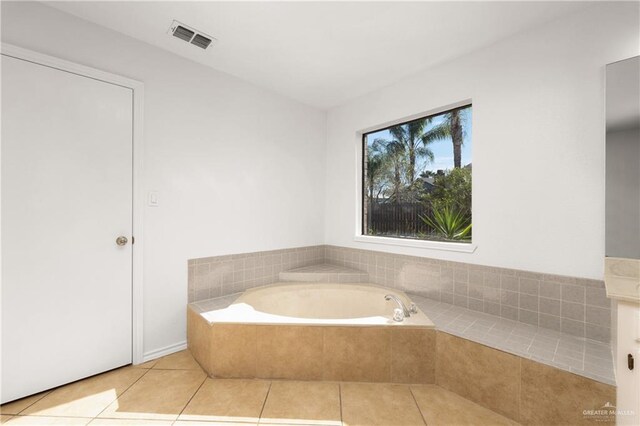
(1, 54, 134, 403)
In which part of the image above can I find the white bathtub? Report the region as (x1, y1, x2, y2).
(199, 282, 434, 327)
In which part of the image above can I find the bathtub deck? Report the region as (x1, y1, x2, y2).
(189, 291, 615, 385)
(411, 295, 615, 385)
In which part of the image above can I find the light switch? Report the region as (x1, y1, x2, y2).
(148, 191, 159, 207)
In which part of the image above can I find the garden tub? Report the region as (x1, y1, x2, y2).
(187, 282, 436, 383)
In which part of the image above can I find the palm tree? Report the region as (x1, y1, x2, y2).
(372, 138, 406, 202)
(386, 118, 448, 184)
(442, 107, 470, 168)
(363, 139, 405, 231)
(365, 142, 389, 201)
(364, 149, 382, 233)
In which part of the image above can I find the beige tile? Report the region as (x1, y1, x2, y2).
(187, 307, 212, 373)
(98, 369, 206, 421)
(436, 332, 520, 421)
(411, 385, 519, 425)
(258, 424, 339, 426)
(211, 325, 257, 378)
(22, 367, 147, 418)
(520, 359, 616, 425)
(179, 378, 270, 423)
(175, 421, 257, 426)
(131, 360, 158, 369)
(391, 329, 435, 384)
(257, 326, 323, 380)
(152, 350, 203, 371)
(340, 382, 425, 426)
(3, 416, 91, 425)
(261, 381, 340, 425)
(88, 420, 173, 425)
(1, 391, 51, 415)
(323, 327, 391, 382)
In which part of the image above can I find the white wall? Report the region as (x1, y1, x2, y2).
(3, 1, 638, 359)
(1, 2, 326, 357)
(324, 2, 640, 280)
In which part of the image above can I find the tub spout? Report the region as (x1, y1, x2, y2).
(385, 294, 411, 320)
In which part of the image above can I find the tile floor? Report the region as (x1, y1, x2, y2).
(1, 350, 517, 426)
(191, 291, 616, 386)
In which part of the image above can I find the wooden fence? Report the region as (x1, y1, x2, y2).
(365, 201, 434, 237)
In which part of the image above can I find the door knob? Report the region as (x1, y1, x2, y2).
(116, 236, 128, 246)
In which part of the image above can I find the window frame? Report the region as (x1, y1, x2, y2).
(355, 100, 476, 253)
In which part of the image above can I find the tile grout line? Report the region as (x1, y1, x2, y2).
(257, 381, 273, 423)
(93, 366, 153, 420)
(408, 386, 428, 426)
(1, 414, 94, 420)
(8, 366, 155, 422)
(321, 328, 326, 381)
(518, 357, 522, 424)
(1, 390, 52, 416)
(174, 372, 208, 422)
(338, 382, 344, 426)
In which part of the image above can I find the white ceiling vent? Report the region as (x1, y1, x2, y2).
(168, 20, 215, 50)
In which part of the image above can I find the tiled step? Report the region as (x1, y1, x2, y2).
(279, 263, 369, 283)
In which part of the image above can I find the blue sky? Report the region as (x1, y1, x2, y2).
(365, 107, 472, 174)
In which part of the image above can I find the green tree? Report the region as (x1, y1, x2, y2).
(372, 137, 408, 202)
(365, 139, 392, 201)
(385, 118, 448, 184)
(424, 167, 472, 214)
(442, 106, 471, 168)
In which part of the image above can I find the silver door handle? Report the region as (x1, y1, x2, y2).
(116, 236, 128, 246)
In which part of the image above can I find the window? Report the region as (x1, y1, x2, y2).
(362, 104, 472, 243)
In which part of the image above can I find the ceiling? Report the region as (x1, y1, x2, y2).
(46, 1, 592, 110)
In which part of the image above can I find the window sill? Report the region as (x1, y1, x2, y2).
(353, 235, 477, 253)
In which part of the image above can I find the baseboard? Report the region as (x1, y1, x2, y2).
(140, 341, 187, 363)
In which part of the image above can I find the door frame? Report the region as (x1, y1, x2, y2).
(1, 43, 145, 364)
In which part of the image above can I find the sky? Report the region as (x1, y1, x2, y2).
(365, 107, 472, 174)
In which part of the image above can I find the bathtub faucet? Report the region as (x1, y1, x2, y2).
(384, 294, 418, 321)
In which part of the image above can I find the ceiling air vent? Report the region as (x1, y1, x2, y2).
(168, 20, 215, 50)
(191, 34, 212, 50)
(173, 25, 194, 42)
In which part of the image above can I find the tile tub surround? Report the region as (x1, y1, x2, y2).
(437, 333, 616, 425)
(188, 244, 611, 341)
(187, 245, 324, 302)
(325, 245, 612, 342)
(188, 306, 436, 384)
(416, 295, 615, 386)
(190, 292, 615, 386)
